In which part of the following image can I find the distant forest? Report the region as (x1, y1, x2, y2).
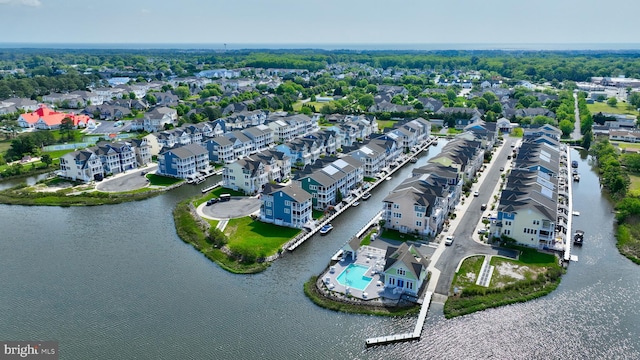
(1, 48, 640, 100)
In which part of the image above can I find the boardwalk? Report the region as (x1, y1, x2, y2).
(365, 291, 433, 347)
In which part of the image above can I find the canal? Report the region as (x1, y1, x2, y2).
(1, 145, 639, 359)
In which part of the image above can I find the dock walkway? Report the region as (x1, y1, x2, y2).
(365, 291, 433, 347)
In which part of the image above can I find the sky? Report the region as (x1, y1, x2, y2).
(1, 0, 640, 48)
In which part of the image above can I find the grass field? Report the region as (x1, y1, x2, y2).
(146, 174, 183, 186)
(293, 101, 332, 111)
(224, 216, 301, 260)
(629, 174, 640, 197)
(587, 102, 639, 117)
(376, 119, 397, 130)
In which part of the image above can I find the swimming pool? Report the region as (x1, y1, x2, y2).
(336, 264, 373, 291)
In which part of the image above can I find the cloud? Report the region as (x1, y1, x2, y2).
(0, 0, 42, 6)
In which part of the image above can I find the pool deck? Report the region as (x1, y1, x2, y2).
(322, 245, 402, 301)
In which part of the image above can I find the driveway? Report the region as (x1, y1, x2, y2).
(96, 164, 157, 192)
(432, 137, 519, 296)
(199, 197, 261, 220)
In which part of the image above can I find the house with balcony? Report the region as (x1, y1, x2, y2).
(249, 149, 291, 183)
(134, 107, 178, 132)
(157, 143, 209, 179)
(523, 124, 562, 141)
(348, 143, 387, 178)
(295, 155, 364, 210)
(242, 124, 274, 153)
(382, 243, 430, 297)
(224, 130, 255, 159)
(222, 158, 269, 195)
(182, 123, 208, 145)
(208, 119, 227, 137)
(276, 139, 313, 168)
(304, 130, 338, 156)
(204, 136, 235, 164)
(91, 141, 137, 175)
(382, 173, 451, 237)
(130, 138, 152, 166)
(260, 183, 312, 229)
(428, 138, 484, 181)
(412, 162, 464, 214)
(463, 120, 499, 149)
(59, 149, 104, 183)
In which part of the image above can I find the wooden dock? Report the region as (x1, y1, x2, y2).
(201, 181, 223, 194)
(365, 291, 432, 347)
(285, 139, 433, 252)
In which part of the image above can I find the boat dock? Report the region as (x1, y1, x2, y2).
(564, 147, 574, 263)
(201, 181, 223, 193)
(284, 139, 434, 252)
(365, 291, 432, 347)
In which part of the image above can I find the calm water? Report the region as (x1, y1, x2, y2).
(1, 145, 639, 359)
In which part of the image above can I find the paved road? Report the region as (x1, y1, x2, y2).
(96, 164, 157, 192)
(571, 92, 582, 140)
(433, 137, 519, 296)
(200, 197, 261, 219)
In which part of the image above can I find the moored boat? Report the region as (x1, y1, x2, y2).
(319, 224, 334, 235)
(574, 230, 584, 245)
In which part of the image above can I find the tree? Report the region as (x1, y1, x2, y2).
(145, 94, 157, 105)
(128, 92, 136, 100)
(41, 154, 52, 167)
(359, 94, 374, 109)
(60, 117, 75, 141)
(559, 120, 573, 137)
(607, 97, 618, 107)
(174, 86, 190, 100)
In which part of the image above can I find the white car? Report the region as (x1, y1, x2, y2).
(473, 191, 479, 197)
(445, 235, 454, 246)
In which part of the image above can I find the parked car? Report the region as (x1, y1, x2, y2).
(500, 167, 504, 171)
(473, 191, 479, 197)
(445, 235, 454, 246)
(478, 228, 488, 235)
(480, 203, 487, 211)
(206, 198, 219, 206)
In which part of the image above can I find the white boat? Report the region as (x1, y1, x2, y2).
(319, 224, 334, 235)
(361, 192, 371, 200)
(572, 211, 580, 216)
(352, 201, 360, 207)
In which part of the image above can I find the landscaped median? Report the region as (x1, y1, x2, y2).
(444, 246, 564, 318)
(172, 191, 303, 274)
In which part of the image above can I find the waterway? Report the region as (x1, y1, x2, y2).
(1, 145, 639, 359)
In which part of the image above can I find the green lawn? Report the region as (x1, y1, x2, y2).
(312, 210, 324, 220)
(629, 174, 640, 197)
(146, 174, 183, 186)
(376, 120, 397, 131)
(0, 140, 10, 154)
(43, 148, 76, 159)
(587, 102, 639, 116)
(224, 217, 301, 260)
(380, 228, 423, 242)
(293, 101, 332, 111)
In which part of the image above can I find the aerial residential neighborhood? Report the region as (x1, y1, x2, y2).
(2, 47, 640, 358)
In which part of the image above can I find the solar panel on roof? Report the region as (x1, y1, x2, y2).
(322, 165, 339, 175)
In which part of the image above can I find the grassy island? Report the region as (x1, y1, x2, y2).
(444, 246, 563, 318)
(172, 191, 302, 274)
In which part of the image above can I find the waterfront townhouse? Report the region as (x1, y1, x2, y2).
(387, 127, 416, 153)
(222, 158, 269, 195)
(381, 173, 451, 237)
(276, 140, 312, 168)
(382, 243, 430, 297)
(267, 114, 316, 142)
(463, 120, 499, 149)
(224, 130, 255, 160)
(208, 119, 227, 137)
(296, 155, 364, 210)
(157, 143, 209, 179)
(260, 183, 312, 229)
(401, 117, 431, 145)
(349, 144, 386, 178)
(429, 139, 484, 181)
(59, 150, 104, 183)
(523, 124, 562, 141)
(515, 141, 561, 177)
(249, 149, 291, 183)
(91, 141, 137, 175)
(183, 124, 207, 145)
(242, 124, 274, 153)
(204, 136, 235, 164)
(412, 162, 464, 214)
(493, 169, 560, 249)
(129, 138, 152, 166)
(304, 130, 338, 156)
(330, 123, 360, 148)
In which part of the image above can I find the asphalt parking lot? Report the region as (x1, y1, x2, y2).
(200, 197, 261, 219)
(95, 165, 157, 192)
